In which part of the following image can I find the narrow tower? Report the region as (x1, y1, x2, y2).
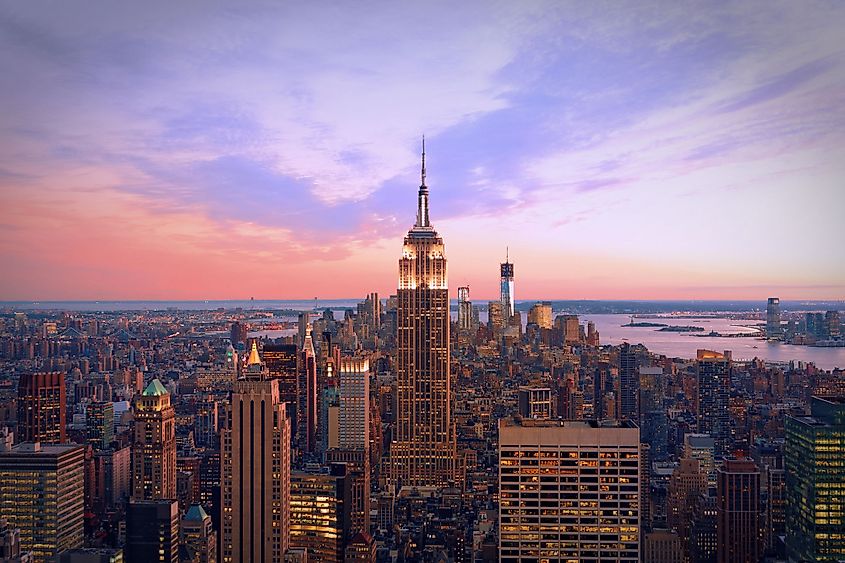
(500, 248, 514, 320)
(391, 138, 456, 487)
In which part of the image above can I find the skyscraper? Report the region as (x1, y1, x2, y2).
(785, 396, 845, 562)
(500, 250, 514, 320)
(766, 297, 781, 339)
(17, 371, 66, 444)
(391, 140, 455, 488)
(221, 343, 291, 563)
(0, 442, 85, 562)
(125, 499, 179, 563)
(695, 350, 732, 456)
(498, 418, 640, 562)
(457, 286, 472, 332)
(618, 343, 639, 422)
(527, 301, 552, 329)
(86, 401, 114, 450)
(132, 379, 176, 501)
(716, 459, 761, 563)
(289, 463, 351, 563)
(181, 504, 217, 563)
(298, 327, 318, 455)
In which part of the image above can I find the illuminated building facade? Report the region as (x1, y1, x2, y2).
(498, 418, 640, 562)
(263, 343, 298, 406)
(785, 396, 845, 562)
(527, 301, 552, 329)
(0, 443, 85, 562)
(289, 463, 351, 563)
(221, 343, 291, 563)
(618, 343, 639, 422)
(391, 141, 456, 488)
(457, 286, 472, 332)
(132, 379, 176, 501)
(298, 328, 318, 454)
(17, 371, 66, 444)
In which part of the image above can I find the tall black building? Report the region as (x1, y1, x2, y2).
(125, 500, 179, 563)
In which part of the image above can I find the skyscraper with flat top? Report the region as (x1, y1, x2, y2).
(17, 371, 66, 444)
(132, 378, 176, 500)
(695, 350, 732, 456)
(391, 139, 455, 488)
(500, 251, 514, 320)
(221, 342, 291, 563)
(716, 459, 761, 563)
(766, 297, 781, 339)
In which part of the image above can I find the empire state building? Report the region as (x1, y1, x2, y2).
(391, 140, 456, 487)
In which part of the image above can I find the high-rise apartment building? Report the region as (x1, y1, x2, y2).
(500, 251, 514, 321)
(695, 350, 732, 456)
(289, 463, 351, 563)
(499, 418, 640, 562)
(221, 345, 291, 563)
(132, 379, 176, 501)
(125, 499, 179, 563)
(391, 142, 455, 488)
(785, 396, 845, 562)
(0, 443, 85, 562)
(86, 401, 114, 450)
(339, 358, 369, 449)
(618, 343, 639, 422)
(716, 459, 761, 563)
(766, 297, 781, 339)
(17, 371, 66, 444)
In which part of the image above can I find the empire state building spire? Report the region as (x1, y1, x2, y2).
(415, 136, 430, 229)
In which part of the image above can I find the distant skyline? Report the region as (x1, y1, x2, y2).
(1, 2, 843, 301)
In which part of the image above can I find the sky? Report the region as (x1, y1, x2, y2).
(1, 1, 843, 301)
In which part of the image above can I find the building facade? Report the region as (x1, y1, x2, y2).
(17, 371, 67, 444)
(499, 418, 640, 562)
(131, 379, 176, 501)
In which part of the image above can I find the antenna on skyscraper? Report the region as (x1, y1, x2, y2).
(421, 135, 426, 187)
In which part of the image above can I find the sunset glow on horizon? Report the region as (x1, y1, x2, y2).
(1, 2, 843, 301)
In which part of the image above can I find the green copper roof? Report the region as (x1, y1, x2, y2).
(142, 378, 168, 396)
(183, 504, 209, 521)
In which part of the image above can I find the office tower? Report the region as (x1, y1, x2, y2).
(194, 397, 219, 448)
(785, 396, 845, 562)
(689, 492, 718, 563)
(716, 459, 761, 563)
(640, 366, 667, 460)
(618, 343, 639, 422)
(289, 464, 351, 563)
(695, 350, 732, 456)
(555, 314, 581, 345)
(229, 321, 247, 348)
(487, 301, 504, 335)
(17, 371, 67, 444)
(338, 358, 369, 449)
(132, 379, 176, 500)
(526, 301, 552, 330)
(500, 250, 514, 320)
(586, 320, 599, 346)
(457, 286, 472, 332)
(125, 500, 179, 563)
(92, 446, 131, 513)
(86, 401, 114, 449)
(766, 297, 781, 339)
(391, 141, 455, 488)
(298, 328, 318, 454)
(643, 528, 683, 563)
(0, 443, 85, 562)
(684, 434, 717, 489)
(517, 387, 552, 419)
(181, 504, 216, 563)
(667, 458, 706, 548)
(499, 418, 640, 562)
(221, 345, 291, 563)
(264, 343, 299, 406)
(344, 531, 376, 562)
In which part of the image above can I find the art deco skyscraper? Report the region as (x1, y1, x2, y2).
(391, 139, 455, 488)
(221, 342, 291, 563)
(132, 379, 176, 500)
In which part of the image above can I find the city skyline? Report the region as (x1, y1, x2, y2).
(1, 1, 844, 301)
